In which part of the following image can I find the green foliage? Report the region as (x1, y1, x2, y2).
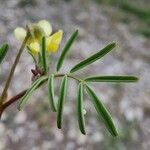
(27, 46, 37, 64)
(57, 30, 78, 71)
(41, 37, 48, 74)
(103, 121, 139, 150)
(0, 43, 9, 64)
(94, 0, 150, 20)
(18, 0, 37, 7)
(77, 83, 86, 134)
(85, 84, 118, 137)
(57, 75, 68, 129)
(138, 28, 150, 38)
(85, 75, 138, 82)
(48, 74, 57, 112)
(18, 76, 47, 110)
(63, 0, 72, 2)
(93, 0, 150, 38)
(17, 30, 138, 136)
(120, 2, 150, 20)
(70, 42, 116, 73)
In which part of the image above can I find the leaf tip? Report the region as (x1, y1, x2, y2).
(69, 70, 73, 73)
(134, 76, 139, 82)
(111, 41, 117, 48)
(75, 29, 79, 35)
(81, 131, 86, 135)
(57, 123, 62, 129)
(112, 130, 118, 137)
(4, 43, 9, 49)
(17, 105, 21, 111)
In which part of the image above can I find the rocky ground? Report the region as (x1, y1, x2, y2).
(0, 0, 150, 150)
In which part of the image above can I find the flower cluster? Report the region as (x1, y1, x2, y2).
(14, 20, 63, 54)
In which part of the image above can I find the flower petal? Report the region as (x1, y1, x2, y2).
(38, 20, 52, 37)
(14, 27, 27, 41)
(29, 42, 40, 54)
(46, 30, 63, 53)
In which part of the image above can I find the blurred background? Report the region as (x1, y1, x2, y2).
(0, 0, 150, 150)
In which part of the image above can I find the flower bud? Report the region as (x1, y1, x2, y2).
(14, 27, 27, 41)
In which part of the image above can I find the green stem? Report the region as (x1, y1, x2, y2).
(41, 37, 48, 74)
(54, 73, 83, 82)
(0, 28, 30, 106)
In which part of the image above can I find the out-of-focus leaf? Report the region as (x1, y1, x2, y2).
(57, 75, 68, 129)
(85, 75, 139, 82)
(85, 84, 118, 137)
(56, 30, 78, 71)
(42, 37, 48, 74)
(70, 42, 116, 73)
(0, 43, 9, 64)
(18, 76, 47, 110)
(48, 74, 57, 112)
(27, 46, 37, 64)
(77, 83, 86, 134)
(37, 52, 43, 68)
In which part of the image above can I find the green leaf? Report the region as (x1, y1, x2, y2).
(57, 75, 68, 129)
(85, 84, 118, 137)
(38, 52, 43, 68)
(85, 75, 139, 82)
(41, 37, 48, 74)
(48, 74, 57, 112)
(0, 43, 9, 64)
(18, 76, 47, 110)
(56, 30, 78, 71)
(77, 83, 86, 135)
(70, 42, 116, 73)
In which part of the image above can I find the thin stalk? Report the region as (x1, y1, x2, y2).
(54, 73, 83, 82)
(0, 28, 30, 106)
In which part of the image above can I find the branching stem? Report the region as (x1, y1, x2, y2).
(0, 73, 84, 119)
(54, 73, 83, 82)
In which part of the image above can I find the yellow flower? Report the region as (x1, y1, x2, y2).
(46, 30, 63, 53)
(29, 42, 40, 54)
(14, 20, 63, 54)
(14, 20, 52, 41)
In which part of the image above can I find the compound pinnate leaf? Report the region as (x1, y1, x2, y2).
(48, 74, 57, 112)
(70, 42, 116, 73)
(18, 76, 47, 110)
(42, 37, 48, 74)
(85, 75, 139, 82)
(85, 84, 118, 137)
(56, 30, 78, 71)
(57, 75, 68, 129)
(77, 83, 86, 135)
(0, 43, 9, 64)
